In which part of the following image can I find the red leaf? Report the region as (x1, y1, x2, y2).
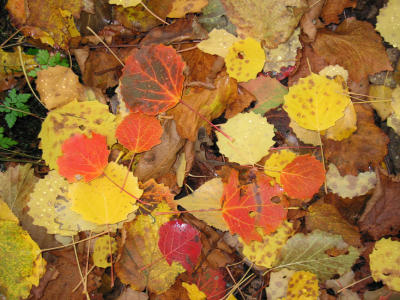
(158, 219, 201, 273)
(57, 132, 109, 183)
(193, 268, 226, 299)
(280, 154, 325, 200)
(121, 44, 185, 115)
(221, 169, 286, 244)
(116, 112, 163, 153)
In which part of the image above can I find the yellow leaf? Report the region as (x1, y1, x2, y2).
(39, 100, 116, 170)
(216, 112, 275, 165)
(391, 85, 400, 116)
(177, 178, 228, 231)
(266, 268, 296, 300)
(290, 119, 320, 146)
(283, 73, 351, 131)
(286, 271, 319, 299)
(182, 282, 207, 300)
(369, 85, 393, 120)
(0, 48, 37, 79)
(93, 235, 117, 268)
(240, 221, 294, 268)
(388, 114, 400, 134)
(323, 102, 357, 141)
(263, 28, 301, 73)
(116, 203, 185, 294)
(0, 198, 18, 222)
(370, 238, 400, 292)
(376, 0, 400, 48)
(326, 164, 377, 198)
(0, 221, 46, 300)
(225, 38, 265, 82)
(109, 0, 141, 7)
(70, 162, 142, 225)
(197, 29, 239, 58)
(167, 0, 208, 18)
(175, 152, 186, 187)
(264, 150, 297, 184)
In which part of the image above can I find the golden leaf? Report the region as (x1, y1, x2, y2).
(197, 28, 239, 58)
(264, 150, 297, 184)
(167, 0, 208, 18)
(93, 236, 117, 268)
(286, 271, 319, 299)
(109, 0, 141, 7)
(70, 162, 142, 225)
(182, 282, 207, 300)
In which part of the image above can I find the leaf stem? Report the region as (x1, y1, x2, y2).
(139, 1, 169, 25)
(0, 104, 44, 120)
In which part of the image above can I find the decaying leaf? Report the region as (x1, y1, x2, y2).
(39, 100, 116, 170)
(312, 18, 393, 82)
(216, 112, 275, 165)
(93, 235, 117, 268)
(167, 0, 208, 18)
(220, 0, 307, 48)
(115, 203, 185, 294)
(369, 85, 393, 120)
(369, 238, 400, 292)
(266, 268, 296, 300)
(286, 271, 319, 299)
(376, 0, 400, 48)
(326, 164, 376, 198)
(277, 230, 359, 281)
(320, 0, 357, 24)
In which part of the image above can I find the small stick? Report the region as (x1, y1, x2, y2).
(139, 1, 169, 25)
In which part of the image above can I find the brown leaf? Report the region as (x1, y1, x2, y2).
(140, 16, 208, 46)
(139, 179, 177, 212)
(359, 168, 400, 240)
(312, 18, 393, 82)
(168, 71, 237, 141)
(321, 0, 357, 24)
(323, 104, 389, 176)
(134, 120, 185, 182)
(300, 0, 324, 42)
(224, 85, 255, 119)
(305, 201, 361, 247)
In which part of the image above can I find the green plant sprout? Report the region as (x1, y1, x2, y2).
(0, 88, 31, 128)
(27, 49, 69, 77)
(0, 127, 17, 148)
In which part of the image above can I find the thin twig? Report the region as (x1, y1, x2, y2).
(41, 231, 108, 252)
(72, 236, 90, 300)
(140, 1, 169, 25)
(0, 104, 45, 120)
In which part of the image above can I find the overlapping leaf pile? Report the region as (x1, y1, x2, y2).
(2, 0, 400, 298)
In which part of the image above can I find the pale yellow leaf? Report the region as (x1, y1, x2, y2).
(197, 29, 239, 58)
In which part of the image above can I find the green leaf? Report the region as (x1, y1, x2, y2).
(0, 127, 17, 149)
(276, 230, 359, 281)
(1, 89, 31, 128)
(36, 49, 50, 65)
(5, 113, 17, 128)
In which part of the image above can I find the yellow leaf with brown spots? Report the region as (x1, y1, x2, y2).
(286, 271, 319, 299)
(93, 236, 117, 268)
(370, 238, 400, 292)
(264, 150, 297, 184)
(168, 0, 208, 18)
(283, 73, 351, 131)
(225, 38, 265, 82)
(39, 100, 116, 170)
(240, 221, 294, 268)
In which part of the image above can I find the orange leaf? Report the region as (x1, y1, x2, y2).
(221, 169, 286, 244)
(116, 112, 163, 153)
(280, 155, 325, 200)
(57, 132, 109, 183)
(120, 44, 185, 115)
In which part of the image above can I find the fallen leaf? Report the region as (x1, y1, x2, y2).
(369, 238, 400, 292)
(198, 0, 236, 34)
(220, 0, 307, 48)
(283, 72, 351, 131)
(109, 0, 141, 7)
(280, 155, 325, 200)
(158, 219, 202, 273)
(221, 169, 286, 244)
(167, 0, 208, 18)
(182, 282, 206, 300)
(177, 178, 228, 231)
(225, 38, 265, 82)
(6, 0, 81, 49)
(306, 201, 361, 247)
(190, 268, 227, 299)
(139, 178, 177, 212)
(0, 220, 46, 300)
(289, 119, 320, 146)
(321, 0, 357, 24)
(266, 268, 296, 300)
(326, 163, 376, 198)
(240, 221, 294, 268)
(264, 150, 297, 184)
(39, 100, 116, 170)
(0, 198, 18, 222)
(277, 230, 359, 281)
(120, 44, 185, 115)
(169, 71, 237, 141)
(216, 112, 275, 165)
(116, 113, 163, 153)
(93, 235, 117, 268)
(323, 104, 389, 176)
(57, 132, 110, 183)
(115, 203, 185, 294)
(376, 0, 400, 48)
(197, 28, 239, 58)
(312, 18, 393, 82)
(359, 168, 400, 240)
(286, 271, 319, 299)
(323, 102, 357, 141)
(369, 85, 393, 120)
(239, 76, 288, 115)
(69, 162, 142, 225)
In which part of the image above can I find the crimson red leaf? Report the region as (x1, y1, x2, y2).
(193, 268, 226, 299)
(158, 219, 201, 273)
(116, 112, 163, 153)
(280, 154, 325, 200)
(221, 169, 286, 244)
(120, 44, 185, 115)
(57, 132, 109, 183)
